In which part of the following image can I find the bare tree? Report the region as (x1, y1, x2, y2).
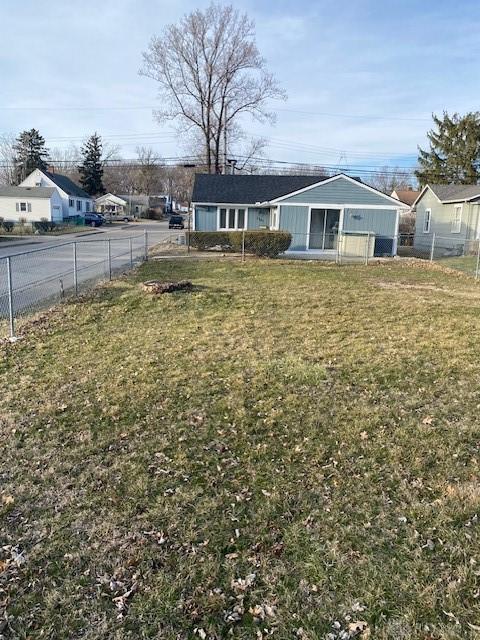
(49, 145, 81, 181)
(140, 3, 286, 174)
(368, 166, 414, 194)
(135, 146, 162, 195)
(0, 136, 16, 185)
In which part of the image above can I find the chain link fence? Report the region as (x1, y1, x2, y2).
(4, 226, 479, 339)
(0, 232, 157, 338)
(398, 233, 480, 277)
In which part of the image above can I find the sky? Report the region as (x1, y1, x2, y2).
(1, 0, 480, 174)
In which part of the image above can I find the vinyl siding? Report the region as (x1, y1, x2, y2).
(247, 207, 269, 229)
(278, 205, 309, 250)
(343, 208, 397, 236)
(278, 176, 396, 206)
(413, 188, 478, 249)
(0, 194, 57, 222)
(194, 205, 217, 231)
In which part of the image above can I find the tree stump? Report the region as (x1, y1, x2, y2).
(142, 280, 193, 294)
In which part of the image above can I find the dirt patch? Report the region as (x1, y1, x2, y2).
(375, 279, 480, 301)
(376, 281, 447, 293)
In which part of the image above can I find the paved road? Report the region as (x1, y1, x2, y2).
(0, 221, 184, 323)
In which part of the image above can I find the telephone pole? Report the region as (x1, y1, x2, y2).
(223, 104, 228, 175)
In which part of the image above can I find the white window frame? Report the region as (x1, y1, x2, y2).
(16, 202, 31, 213)
(69, 198, 74, 208)
(423, 208, 431, 233)
(451, 204, 462, 234)
(217, 206, 246, 230)
(76, 200, 82, 212)
(270, 207, 279, 230)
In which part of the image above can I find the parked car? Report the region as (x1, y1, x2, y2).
(169, 214, 185, 229)
(84, 213, 104, 227)
(102, 212, 134, 223)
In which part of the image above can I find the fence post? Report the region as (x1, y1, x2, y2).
(73, 242, 78, 295)
(6, 256, 14, 339)
(336, 232, 341, 265)
(476, 241, 480, 280)
(430, 233, 436, 261)
(242, 229, 245, 262)
(144, 230, 148, 261)
(129, 237, 133, 268)
(107, 239, 112, 280)
(364, 232, 370, 266)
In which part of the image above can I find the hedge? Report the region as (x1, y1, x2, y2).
(187, 230, 292, 258)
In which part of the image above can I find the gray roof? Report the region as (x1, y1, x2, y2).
(192, 173, 336, 204)
(43, 170, 91, 199)
(118, 194, 150, 206)
(0, 186, 56, 199)
(429, 184, 480, 202)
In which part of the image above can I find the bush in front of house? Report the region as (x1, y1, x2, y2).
(188, 231, 231, 251)
(33, 219, 57, 233)
(188, 230, 292, 258)
(2, 221, 14, 232)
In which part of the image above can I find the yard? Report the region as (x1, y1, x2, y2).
(2, 258, 480, 639)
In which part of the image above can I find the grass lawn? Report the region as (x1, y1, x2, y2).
(2, 258, 480, 639)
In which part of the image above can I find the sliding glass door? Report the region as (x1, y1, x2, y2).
(309, 209, 340, 250)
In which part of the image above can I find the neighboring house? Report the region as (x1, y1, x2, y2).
(391, 188, 421, 234)
(20, 168, 93, 221)
(118, 194, 150, 217)
(391, 189, 421, 210)
(0, 186, 63, 223)
(413, 184, 480, 252)
(192, 173, 406, 256)
(95, 193, 128, 214)
(96, 193, 168, 218)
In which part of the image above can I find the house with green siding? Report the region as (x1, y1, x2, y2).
(413, 184, 480, 253)
(192, 173, 406, 256)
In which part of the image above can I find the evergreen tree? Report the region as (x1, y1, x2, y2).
(12, 128, 49, 183)
(78, 133, 105, 195)
(416, 112, 480, 185)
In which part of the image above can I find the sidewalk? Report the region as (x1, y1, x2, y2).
(0, 228, 104, 248)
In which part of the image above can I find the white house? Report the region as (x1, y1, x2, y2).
(0, 186, 64, 223)
(95, 193, 128, 214)
(20, 169, 93, 221)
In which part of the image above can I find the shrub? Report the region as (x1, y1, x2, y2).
(187, 230, 292, 258)
(188, 231, 231, 251)
(3, 221, 14, 232)
(33, 218, 56, 233)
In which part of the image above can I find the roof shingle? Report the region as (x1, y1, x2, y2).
(43, 170, 91, 199)
(0, 186, 56, 199)
(192, 174, 332, 204)
(429, 184, 480, 202)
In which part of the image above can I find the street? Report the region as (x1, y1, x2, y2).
(0, 221, 184, 323)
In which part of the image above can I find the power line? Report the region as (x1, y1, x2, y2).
(0, 103, 433, 123)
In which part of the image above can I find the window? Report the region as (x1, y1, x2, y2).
(69, 198, 74, 208)
(76, 200, 82, 211)
(423, 208, 431, 233)
(85, 201, 90, 212)
(16, 202, 31, 212)
(218, 207, 246, 230)
(452, 204, 462, 233)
